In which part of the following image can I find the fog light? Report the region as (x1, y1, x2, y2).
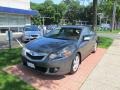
(54, 67, 59, 72)
(49, 67, 59, 73)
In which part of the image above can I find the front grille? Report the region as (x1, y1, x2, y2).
(26, 52, 44, 60)
(22, 56, 47, 73)
(36, 66, 47, 73)
(31, 35, 38, 37)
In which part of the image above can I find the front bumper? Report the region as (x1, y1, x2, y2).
(21, 55, 75, 75)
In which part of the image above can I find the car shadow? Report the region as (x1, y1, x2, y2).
(8, 64, 66, 89)
(4, 48, 106, 90)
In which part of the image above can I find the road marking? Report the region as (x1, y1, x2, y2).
(15, 39, 23, 47)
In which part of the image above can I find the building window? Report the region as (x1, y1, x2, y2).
(0, 15, 8, 25)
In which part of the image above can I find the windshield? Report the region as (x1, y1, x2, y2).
(24, 26, 39, 31)
(44, 28, 81, 40)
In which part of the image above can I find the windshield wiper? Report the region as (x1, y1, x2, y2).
(55, 37, 71, 40)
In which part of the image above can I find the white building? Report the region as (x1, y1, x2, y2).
(0, 0, 38, 33)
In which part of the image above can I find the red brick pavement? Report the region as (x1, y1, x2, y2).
(5, 48, 106, 90)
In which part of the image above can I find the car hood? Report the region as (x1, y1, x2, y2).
(24, 31, 40, 35)
(25, 37, 77, 53)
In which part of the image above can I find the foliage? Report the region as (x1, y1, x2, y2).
(0, 48, 35, 90)
(30, 0, 120, 27)
(64, 0, 81, 24)
(98, 0, 120, 24)
(31, 0, 83, 25)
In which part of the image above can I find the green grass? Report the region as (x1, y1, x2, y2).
(96, 29, 120, 34)
(98, 37, 113, 49)
(0, 48, 35, 90)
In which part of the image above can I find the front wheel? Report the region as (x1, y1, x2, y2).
(70, 54, 80, 74)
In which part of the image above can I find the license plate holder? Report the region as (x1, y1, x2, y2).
(27, 62, 35, 69)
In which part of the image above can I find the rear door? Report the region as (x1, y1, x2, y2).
(78, 27, 93, 60)
(89, 28, 97, 52)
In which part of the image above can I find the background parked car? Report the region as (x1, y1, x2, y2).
(100, 23, 111, 30)
(21, 25, 41, 42)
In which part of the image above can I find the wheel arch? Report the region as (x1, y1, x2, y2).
(77, 52, 82, 64)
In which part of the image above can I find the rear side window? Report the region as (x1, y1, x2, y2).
(83, 27, 91, 35)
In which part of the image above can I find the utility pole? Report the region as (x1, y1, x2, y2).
(43, 17, 45, 26)
(111, 0, 117, 31)
(93, 0, 98, 31)
(97, 13, 103, 26)
(7, 27, 12, 49)
(40, 17, 51, 26)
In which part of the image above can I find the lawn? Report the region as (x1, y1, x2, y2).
(98, 37, 113, 48)
(0, 48, 35, 90)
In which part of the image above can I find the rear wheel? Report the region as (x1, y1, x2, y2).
(70, 53, 80, 74)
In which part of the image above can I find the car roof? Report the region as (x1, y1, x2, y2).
(61, 25, 91, 29)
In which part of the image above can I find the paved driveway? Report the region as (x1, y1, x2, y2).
(0, 33, 23, 49)
(5, 48, 106, 90)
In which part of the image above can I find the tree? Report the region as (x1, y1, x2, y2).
(30, 2, 39, 10)
(111, 0, 117, 31)
(93, 0, 98, 31)
(37, 0, 55, 25)
(31, 0, 100, 25)
(30, 2, 41, 25)
(64, 0, 81, 24)
(57, 2, 67, 19)
(98, 0, 120, 30)
(82, 3, 94, 25)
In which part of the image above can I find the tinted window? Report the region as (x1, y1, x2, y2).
(44, 28, 81, 40)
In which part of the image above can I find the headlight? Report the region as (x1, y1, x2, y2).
(49, 45, 76, 60)
(22, 47, 30, 55)
(49, 53, 58, 59)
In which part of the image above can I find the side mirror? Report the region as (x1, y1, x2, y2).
(83, 35, 91, 41)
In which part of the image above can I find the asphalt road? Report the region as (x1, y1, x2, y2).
(0, 33, 23, 49)
(0, 33, 22, 41)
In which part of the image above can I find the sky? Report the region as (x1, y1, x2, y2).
(30, 0, 92, 6)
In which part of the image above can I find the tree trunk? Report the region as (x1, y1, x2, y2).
(111, 0, 117, 31)
(93, 0, 98, 31)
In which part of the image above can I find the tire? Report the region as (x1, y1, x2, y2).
(21, 36, 26, 43)
(20, 36, 24, 42)
(92, 42, 97, 53)
(69, 53, 80, 74)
